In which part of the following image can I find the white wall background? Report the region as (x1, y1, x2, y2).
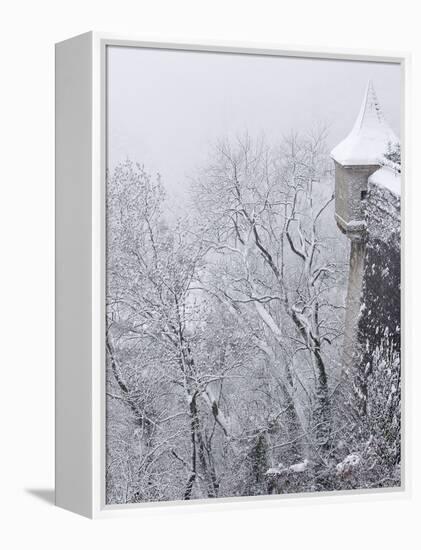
(0, 1, 419, 548)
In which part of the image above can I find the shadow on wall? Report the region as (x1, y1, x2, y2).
(25, 488, 55, 505)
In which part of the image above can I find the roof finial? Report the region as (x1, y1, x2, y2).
(331, 80, 398, 166)
(354, 80, 385, 133)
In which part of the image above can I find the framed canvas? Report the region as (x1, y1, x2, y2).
(55, 32, 409, 518)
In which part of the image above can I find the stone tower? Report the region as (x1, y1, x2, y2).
(331, 81, 401, 416)
(331, 80, 398, 239)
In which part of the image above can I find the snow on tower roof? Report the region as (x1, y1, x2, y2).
(331, 80, 399, 166)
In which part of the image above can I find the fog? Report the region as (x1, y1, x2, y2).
(107, 46, 401, 205)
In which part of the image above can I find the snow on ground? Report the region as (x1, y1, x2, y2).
(336, 454, 361, 477)
(266, 459, 310, 476)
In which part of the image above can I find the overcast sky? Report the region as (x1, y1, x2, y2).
(107, 46, 401, 205)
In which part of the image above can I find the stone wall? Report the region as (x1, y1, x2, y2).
(351, 181, 401, 416)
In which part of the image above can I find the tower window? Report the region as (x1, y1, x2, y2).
(361, 190, 367, 200)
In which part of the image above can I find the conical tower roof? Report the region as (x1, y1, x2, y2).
(331, 80, 398, 166)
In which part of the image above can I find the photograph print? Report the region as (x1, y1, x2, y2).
(105, 46, 402, 505)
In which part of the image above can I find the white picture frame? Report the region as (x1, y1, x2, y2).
(55, 31, 410, 519)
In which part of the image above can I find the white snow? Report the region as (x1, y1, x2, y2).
(265, 460, 309, 476)
(346, 220, 367, 230)
(369, 166, 401, 197)
(336, 454, 361, 476)
(331, 80, 398, 166)
(289, 459, 309, 473)
(266, 467, 282, 475)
